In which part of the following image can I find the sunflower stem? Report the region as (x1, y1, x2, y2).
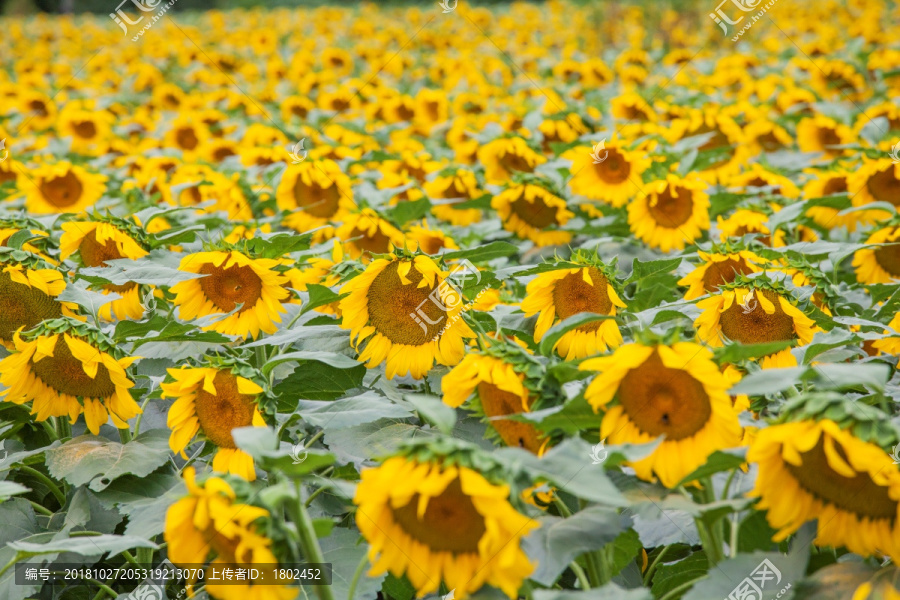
(133, 396, 154, 437)
(346, 552, 368, 600)
(118, 427, 132, 444)
(569, 560, 591, 590)
(643, 544, 672, 586)
(28, 500, 53, 516)
(136, 547, 153, 566)
(18, 465, 66, 506)
(658, 577, 702, 600)
(583, 553, 600, 588)
(288, 480, 335, 600)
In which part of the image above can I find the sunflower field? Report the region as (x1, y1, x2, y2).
(2, 0, 900, 599)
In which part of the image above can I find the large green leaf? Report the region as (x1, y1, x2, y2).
(274, 361, 366, 406)
(9, 534, 157, 558)
(295, 392, 413, 429)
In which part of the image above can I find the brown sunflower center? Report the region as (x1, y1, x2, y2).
(701, 258, 754, 293)
(29, 100, 49, 117)
(874, 241, 900, 277)
(617, 350, 711, 440)
(0, 270, 63, 342)
(39, 171, 84, 208)
(417, 234, 446, 255)
(510, 193, 559, 229)
(822, 177, 848, 195)
(595, 149, 631, 184)
(785, 436, 897, 522)
(72, 120, 97, 139)
(198, 263, 263, 314)
(31, 336, 117, 399)
(79, 230, 123, 267)
(366, 261, 446, 345)
(719, 289, 796, 344)
(866, 168, 900, 207)
(194, 370, 256, 449)
(390, 477, 487, 554)
(292, 179, 341, 219)
(477, 381, 542, 453)
(349, 226, 393, 256)
(552, 268, 613, 333)
(175, 127, 199, 150)
(648, 185, 694, 228)
(817, 126, 842, 151)
(498, 151, 535, 176)
(758, 132, 785, 151)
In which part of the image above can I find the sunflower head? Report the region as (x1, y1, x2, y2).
(678, 247, 766, 300)
(478, 136, 547, 184)
(580, 341, 743, 487)
(354, 445, 538, 599)
(492, 180, 574, 247)
(339, 252, 476, 379)
(564, 140, 651, 207)
(24, 162, 108, 215)
(0, 317, 140, 434)
(161, 356, 269, 481)
(627, 173, 710, 252)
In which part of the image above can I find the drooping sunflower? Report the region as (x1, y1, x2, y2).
(0, 319, 140, 435)
(161, 364, 267, 481)
(852, 225, 900, 284)
(628, 174, 710, 252)
(678, 249, 766, 300)
(168, 164, 253, 222)
(404, 221, 459, 255)
(563, 140, 651, 207)
(0, 256, 78, 346)
(803, 169, 874, 232)
(355, 454, 537, 599)
(717, 208, 785, 246)
(24, 162, 107, 214)
(580, 341, 743, 488)
(521, 259, 625, 360)
(478, 137, 546, 184)
(334, 208, 405, 262)
(694, 281, 820, 368)
(442, 345, 545, 453)
(748, 419, 900, 562)
(797, 114, 853, 159)
(492, 182, 574, 247)
(339, 253, 475, 379)
(423, 169, 484, 226)
(165, 468, 296, 600)
(60, 220, 150, 321)
(171, 250, 289, 339)
(276, 159, 356, 236)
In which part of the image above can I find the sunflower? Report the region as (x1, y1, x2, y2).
(580, 342, 743, 487)
(803, 169, 874, 231)
(60, 221, 149, 321)
(442, 351, 545, 453)
(797, 115, 853, 159)
(521, 262, 625, 360)
(563, 141, 651, 207)
(405, 221, 459, 255)
(0, 322, 139, 435)
(666, 110, 749, 183)
(848, 159, 900, 222)
(748, 419, 900, 561)
(628, 174, 710, 252)
(276, 159, 355, 236)
(165, 468, 296, 600)
(0, 259, 78, 346)
(354, 455, 537, 599)
(168, 164, 253, 222)
(717, 208, 785, 246)
(339, 254, 475, 379)
(678, 249, 766, 300)
(694, 284, 819, 368)
(853, 226, 900, 284)
(478, 137, 546, 184)
(57, 108, 113, 157)
(24, 162, 107, 214)
(334, 208, 405, 262)
(291, 243, 344, 317)
(870, 312, 900, 356)
(161, 365, 267, 481)
(730, 164, 801, 199)
(492, 183, 573, 247)
(423, 169, 484, 226)
(170, 250, 289, 339)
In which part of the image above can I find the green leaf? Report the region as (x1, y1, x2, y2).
(626, 257, 683, 284)
(0, 481, 29, 501)
(441, 241, 518, 262)
(792, 562, 877, 600)
(650, 552, 708, 599)
(715, 340, 795, 364)
(803, 362, 891, 391)
(320, 528, 385, 600)
(242, 232, 313, 259)
(9, 534, 157, 558)
(382, 573, 416, 600)
(301, 284, 346, 316)
(388, 196, 431, 224)
(57, 280, 121, 314)
(533, 584, 652, 600)
(675, 450, 746, 487)
(607, 528, 643, 579)
(274, 361, 366, 406)
(45, 430, 171, 492)
(295, 393, 413, 430)
(511, 396, 603, 435)
(404, 394, 457, 434)
(539, 312, 613, 356)
(79, 258, 203, 286)
(263, 351, 361, 376)
(729, 367, 805, 396)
